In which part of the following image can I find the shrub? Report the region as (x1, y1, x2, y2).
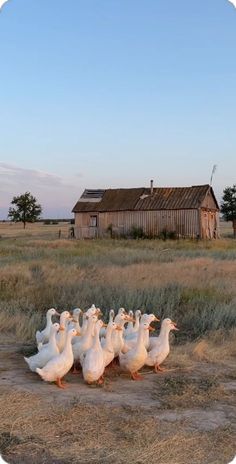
(158, 228, 177, 240)
(129, 225, 145, 239)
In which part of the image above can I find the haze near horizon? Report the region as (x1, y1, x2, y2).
(0, 0, 236, 218)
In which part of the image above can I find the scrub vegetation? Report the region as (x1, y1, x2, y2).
(0, 221, 235, 464)
(0, 222, 236, 342)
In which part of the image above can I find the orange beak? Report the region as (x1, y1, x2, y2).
(116, 325, 123, 331)
(102, 323, 108, 328)
(125, 315, 135, 322)
(96, 309, 103, 317)
(148, 325, 155, 332)
(76, 331, 81, 336)
(59, 326, 65, 331)
(172, 322, 179, 331)
(55, 311, 61, 317)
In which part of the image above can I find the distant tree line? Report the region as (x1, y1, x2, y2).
(221, 185, 236, 238)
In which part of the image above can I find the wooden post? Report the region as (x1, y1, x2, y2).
(233, 219, 236, 239)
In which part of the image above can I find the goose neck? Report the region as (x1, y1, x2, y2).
(137, 325, 145, 347)
(159, 325, 171, 342)
(103, 325, 114, 352)
(92, 326, 102, 350)
(62, 332, 73, 356)
(46, 312, 53, 325)
(48, 329, 58, 349)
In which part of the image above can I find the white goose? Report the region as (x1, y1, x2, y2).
(133, 309, 142, 334)
(118, 307, 126, 315)
(24, 323, 60, 372)
(124, 310, 134, 337)
(124, 309, 142, 341)
(145, 318, 179, 372)
(36, 308, 60, 346)
(99, 309, 115, 338)
(119, 321, 151, 380)
(123, 314, 159, 352)
(0, 455, 8, 464)
(101, 321, 122, 367)
(72, 314, 97, 366)
(82, 319, 106, 384)
(85, 304, 97, 317)
(111, 312, 133, 357)
(68, 307, 83, 332)
(81, 305, 101, 336)
(36, 328, 78, 388)
(56, 311, 72, 352)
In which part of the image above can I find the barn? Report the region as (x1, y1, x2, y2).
(72, 182, 220, 239)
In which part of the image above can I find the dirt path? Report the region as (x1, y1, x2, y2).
(0, 341, 236, 464)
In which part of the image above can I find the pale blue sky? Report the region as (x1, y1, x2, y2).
(0, 0, 236, 218)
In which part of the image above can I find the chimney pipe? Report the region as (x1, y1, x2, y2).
(150, 179, 154, 195)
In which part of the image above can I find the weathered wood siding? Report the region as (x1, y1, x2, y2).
(200, 210, 219, 239)
(201, 190, 218, 210)
(75, 209, 203, 239)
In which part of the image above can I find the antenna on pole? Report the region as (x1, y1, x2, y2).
(210, 164, 217, 186)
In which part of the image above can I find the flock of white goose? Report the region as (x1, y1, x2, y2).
(24, 305, 179, 388)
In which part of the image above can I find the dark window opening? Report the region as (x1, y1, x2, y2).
(90, 216, 98, 227)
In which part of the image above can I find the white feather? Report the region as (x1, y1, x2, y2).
(0, 455, 9, 464)
(228, 0, 236, 8)
(0, 0, 9, 10)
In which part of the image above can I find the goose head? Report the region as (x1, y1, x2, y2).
(85, 304, 97, 317)
(118, 307, 126, 315)
(72, 307, 83, 321)
(68, 328, 80, 339)
(162, 318, 179, 331)
(59, 311, 72, 329)
(107, 321, 122, 332)
(135, 310, 142, 319)
(109, 309, 115, 321)
(141, 321, 151, 331)
(47, 308, 60, 317)
(51, 322, 60, 333)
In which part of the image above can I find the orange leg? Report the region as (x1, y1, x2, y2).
(97, 376, 104, 385)
(154, 364, 165, 373)
(131, 371, 144, 380)
(56, 377, 66, 389)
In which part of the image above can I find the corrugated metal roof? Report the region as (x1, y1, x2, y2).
(97, 188, 145, 212)
(135, 185, 217, 210)
(72, 185, 219, 213)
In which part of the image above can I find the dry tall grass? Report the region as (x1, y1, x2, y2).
(0, 233, 236, 342)
(0, 229, 236, 464)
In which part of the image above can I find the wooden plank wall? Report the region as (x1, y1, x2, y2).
(75, 209, 202, 238)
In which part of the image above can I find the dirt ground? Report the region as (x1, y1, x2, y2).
(0, 338, 235, 464)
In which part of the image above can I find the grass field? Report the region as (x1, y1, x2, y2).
(0, 221, 235, 463)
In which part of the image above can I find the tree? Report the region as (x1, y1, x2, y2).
(8, 192, 42, 229)
(221, 185, 236, 238)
